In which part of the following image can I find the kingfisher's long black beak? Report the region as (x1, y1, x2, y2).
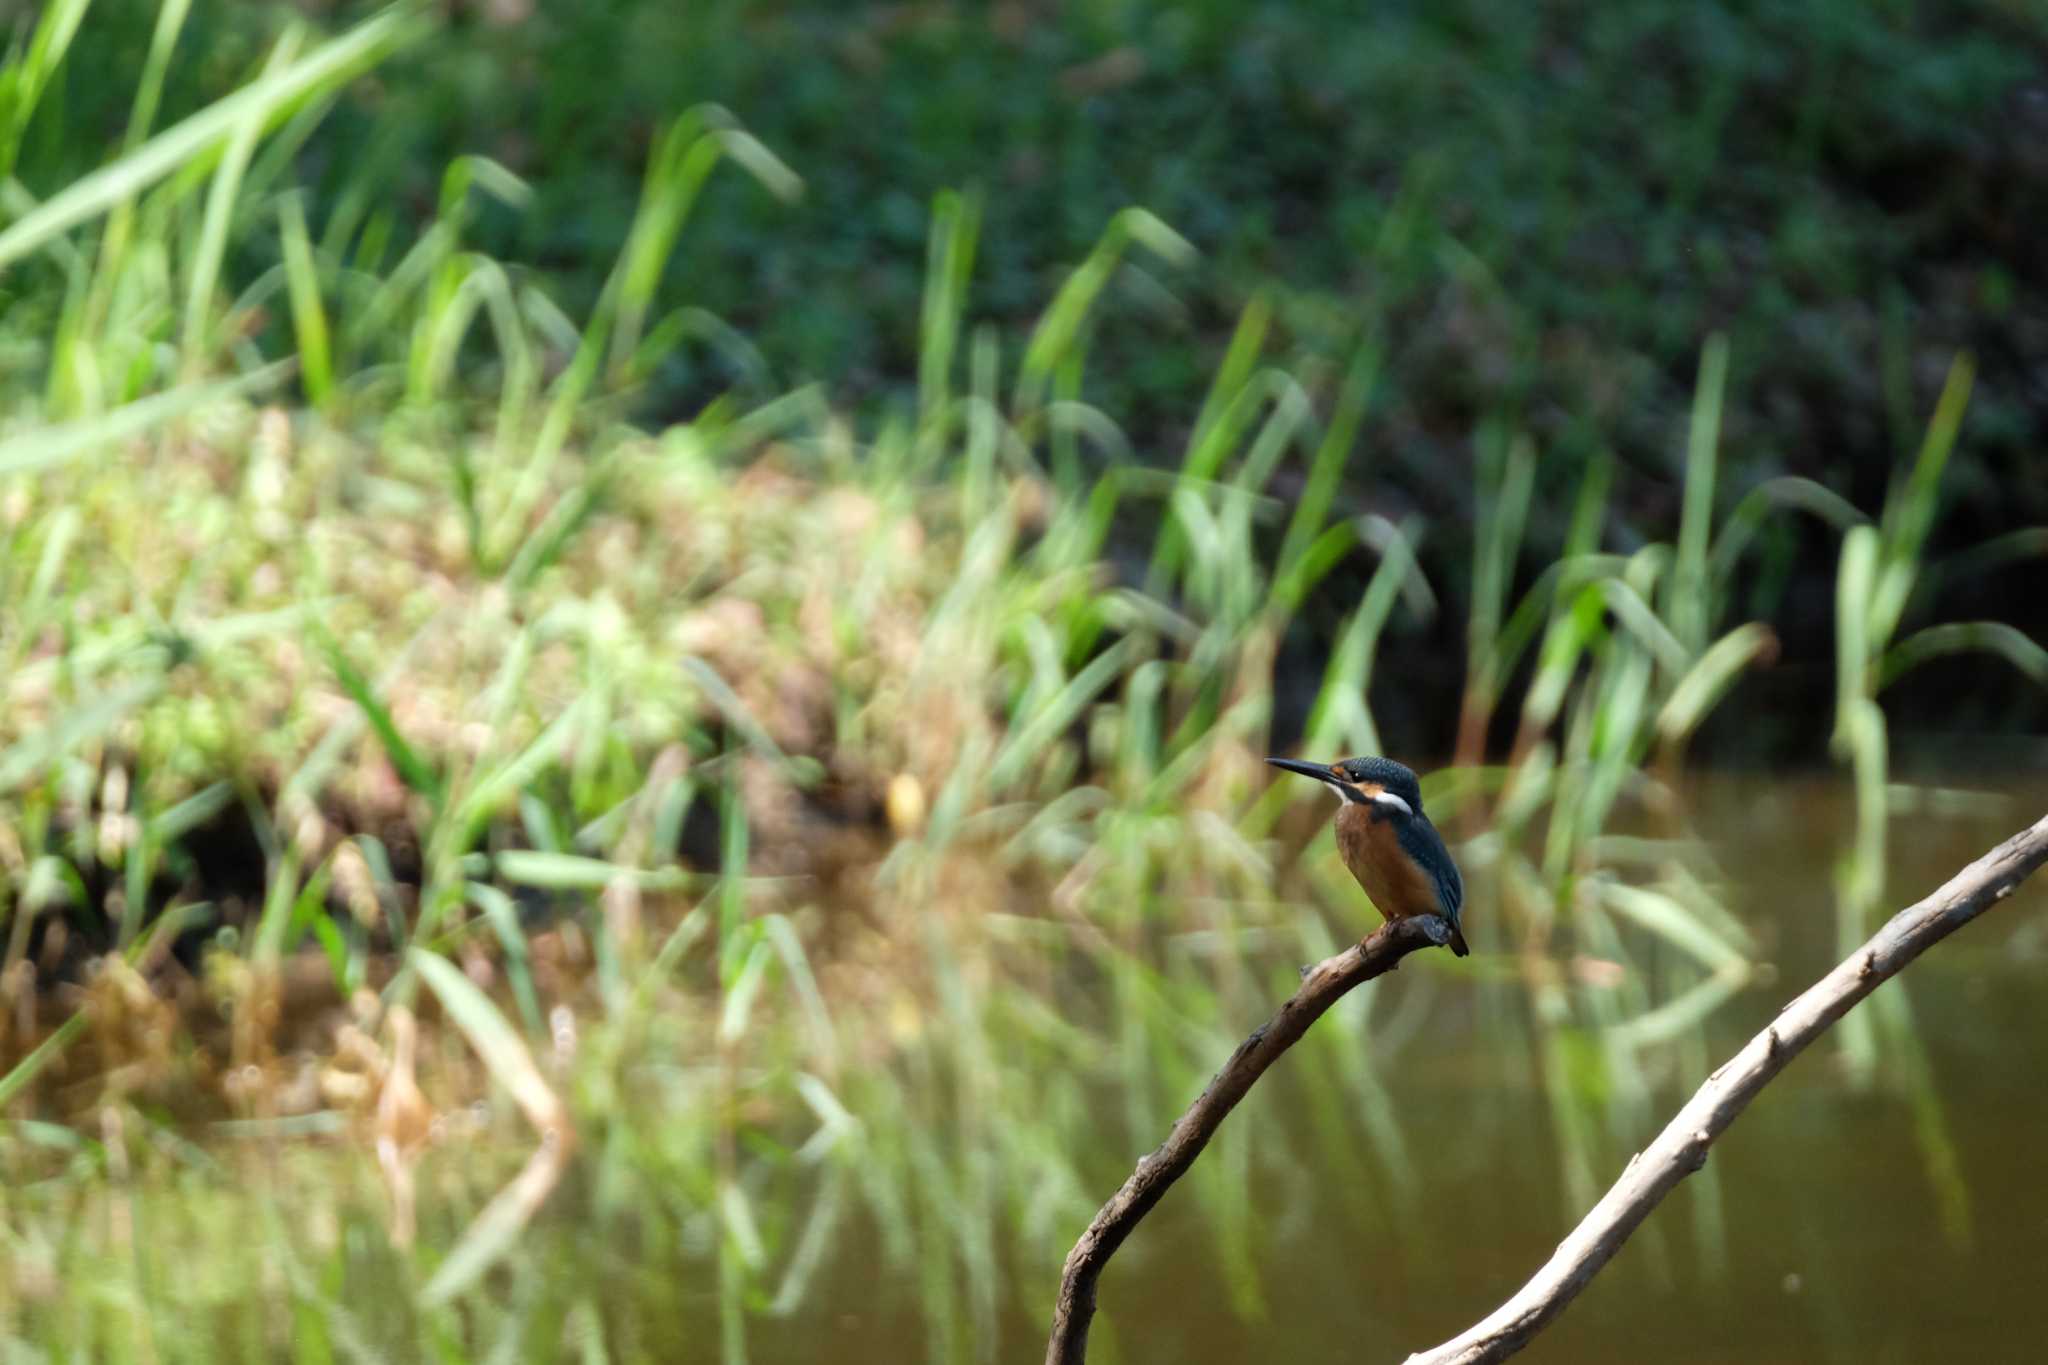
(1266, 757, 1350, 789)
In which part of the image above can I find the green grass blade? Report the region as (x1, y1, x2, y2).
(1466, 426, 1535, 710)
(450, 697, 589, 852)
(1187, 293, 1271, 454)
(1670, 334, 1727, 655)
(184, 28, 301, 367)
(1832, 524, 1879, 749)
(1879, 622, 2048, 691)
(1881, 353, 1975, 592)
(0, 360, 293, 477)
(0, 678, 161, 794)
(1600, 883, 1748, 973)
(1709, 475, 1867, 587)
(0, 0, 94, 182)
(1656, 622, 1777, 750)
(411, 948, 564, 1130)
(987, 636, 1141, 792)
(1014, 207, 1192, 415)
(918, 188, 980, 426)
(278, 189, 332, 404)
(0, 3, 416, 272)
(120, 0, 193, 155)
(1277, 340, 1378, 577)
(0, 1010, 90, 1109)
(310, 623, 443, 807)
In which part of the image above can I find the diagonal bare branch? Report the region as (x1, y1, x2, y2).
(1045, 912, 1456, 1365)
(1406, 810, 2048, 1364)
(1045, 813, 2048, 1365)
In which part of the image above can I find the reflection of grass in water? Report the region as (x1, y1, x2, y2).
(0, 6, 2038, 1358)
(1449, 339, 1772, 1268)
(1821, 356, 2047, 1251)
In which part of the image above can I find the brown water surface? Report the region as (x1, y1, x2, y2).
(814, 775, 2048, 1363)
(8, 777, 2046, 1363)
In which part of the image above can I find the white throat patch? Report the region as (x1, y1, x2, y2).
(1340, 785, 1412, 816)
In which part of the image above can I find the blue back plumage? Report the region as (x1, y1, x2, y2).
(1398, 811, 1463, 923)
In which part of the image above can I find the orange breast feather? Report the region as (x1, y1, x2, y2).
(1334, 803, 1437, 922)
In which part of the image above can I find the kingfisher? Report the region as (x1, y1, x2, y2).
(1267, 755, 1469, 957)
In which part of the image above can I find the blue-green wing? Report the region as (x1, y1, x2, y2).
(1398, 815, 1464, 927)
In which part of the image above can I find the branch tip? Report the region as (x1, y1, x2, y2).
(1402, 812, 2048, 1365)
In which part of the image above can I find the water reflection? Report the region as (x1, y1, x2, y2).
(908, 776, 2048, 1362)
(7, 779, 2043, 1363)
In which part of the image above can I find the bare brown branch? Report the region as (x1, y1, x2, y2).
(1045, 912, 1455, 1365)
(1406, 811, 2048, 1364)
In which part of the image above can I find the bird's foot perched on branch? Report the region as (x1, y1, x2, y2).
(1365, 914, 1453, 954)
(1301, 914, 1458, 978)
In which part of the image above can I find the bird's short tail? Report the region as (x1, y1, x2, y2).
(1448, 925, 1470, 957)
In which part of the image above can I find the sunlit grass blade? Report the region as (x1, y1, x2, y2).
(1599, 579, 1691, 676)
(410, 948, 562, 1129)
(1459, 425, 1535, 760)
(466, 882, 544, 1036)
(1878, 354, 1975, 604)
(1599, 883, 1749, 974)
(1146, 367, 1287, 593)
(1709, 475, 1867, 586)
(0, 678, 161, 794)
(919, 188, 980, 427)
(679, 656, 795, 772)
(418, 1135, 575, 1307)
(1298, 516, 1427, 757)
(0, 0, 93, 183)
(1879, 622, 2048, 690)
(0, 360, 293, 477)
(763, 915, 835, 1061)
(1187, 293, 1271, 454)
(120, 0, 193, 157)
(1014, 207, 1194, 416)
(1669, 333, 1727, 656)
(487, 849, 688, 893)
(448, 696, 590, 854)
(310, 623, 442, 807)
(1831, 524, 1879, 752)
(1656, 623, 1778, 755)
(250, 845, 314, 963)
(987, 635, 1141, 792)
(717, 928, 774, 1043)
(183, 27, 302, 369)
(1519, 582, 1606, 743)
(0, 1010, 90, 1109)
(0, 3, 416, 271)
(278, 189, 332, 404)
(1283, 343, 1380, 558)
